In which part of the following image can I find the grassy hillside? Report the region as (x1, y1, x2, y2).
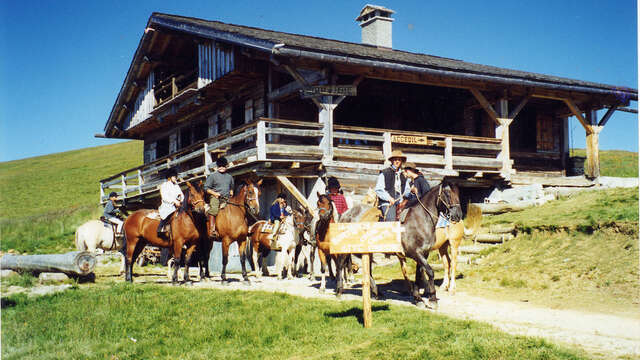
(571, 148, 638, 177)
(0, 141, 142, 253)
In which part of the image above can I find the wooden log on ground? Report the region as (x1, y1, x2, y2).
(0, 251, 96, 276)
(475, 233, 514, 244)
(474, 201, 536, 214)
(489, 224, 516, 233)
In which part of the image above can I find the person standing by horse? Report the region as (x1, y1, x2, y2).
(157, 168, 184, 237)
(375, 150, 408, 221)
(104, 192, 124, 236)
(327, 176, 349, 216)
(396, 162, 430, 220)
(204, 156, 234, 237)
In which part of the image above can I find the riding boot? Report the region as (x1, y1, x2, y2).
(157, 218, 167, 237)
(208, 214, 217, 237)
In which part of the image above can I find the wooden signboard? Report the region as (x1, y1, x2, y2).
(327, 221, 404, 328)
(301, 85, 357, 98)
(391, 134, 428, 145)
(328, 222, 404, 254)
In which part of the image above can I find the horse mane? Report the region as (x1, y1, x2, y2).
(179, 186, 190, 213)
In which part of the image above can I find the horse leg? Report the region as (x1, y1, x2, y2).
(416, 252, 438, 309)
(317, 248, 328, 293)
(171, 241, 182, 284)
(261, 249, 270, 276)
(252, 242, 261, 279)
(334, 255, 346, 298)
(184, 245, 197, 284)
(439, 242, 451, 292)
(398, 255, 416, 298)
(293, 243, 302, 277)
(308, 245, 316, 280)
(238, 237, 250, 283)
(220, 237, 230, 283)
(449, 240, 460, 295)
(368, 256, 383, 300)
(124, 235, 140, 282)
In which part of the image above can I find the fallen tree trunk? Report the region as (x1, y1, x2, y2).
(0, 251, 96, 276)
(475, 233, 514, 244)
(474, 201, 537, 214)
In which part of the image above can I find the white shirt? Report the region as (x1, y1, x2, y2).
(159, 180, 184, 219)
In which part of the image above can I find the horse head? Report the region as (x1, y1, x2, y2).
(185, 181, 206, 214)
(316, 192, 334, 222)
(238, 179, 262, 217)
(437, 181, 462, 222)
(293, 207, 313, 233)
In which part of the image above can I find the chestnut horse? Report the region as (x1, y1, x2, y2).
(121, 181, 206, 283)
(247, 220, 274, 278)
(206, 179, 261, 283)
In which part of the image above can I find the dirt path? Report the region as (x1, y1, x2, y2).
(186, 273, 639, 359)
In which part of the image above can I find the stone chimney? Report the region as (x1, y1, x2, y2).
(356, 4, 395, 49)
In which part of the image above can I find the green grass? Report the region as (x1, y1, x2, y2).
(484, 187, 638, 233)
(1, 284, 588, 360)
(571, 149, 638, 177)
(0, 140, 142, 219)
(0, 141, 141, 253)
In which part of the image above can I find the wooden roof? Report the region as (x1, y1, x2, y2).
(105, 12, 637, 136)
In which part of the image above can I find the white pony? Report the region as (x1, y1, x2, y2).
(75, 219, 125, 273)
(274, 215, 297, 280)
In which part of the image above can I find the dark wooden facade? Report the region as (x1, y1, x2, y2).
(99, 12, 637, 211)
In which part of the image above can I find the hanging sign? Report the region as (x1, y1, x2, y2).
(300, 85, 357, 98)
(391, 134, 428, 145)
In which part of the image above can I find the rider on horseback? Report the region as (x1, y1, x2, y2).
(375, 150, 408, 221)
(104, 192, 124, 236)
(268, 193, 290, 249)
(396, 162, 431, 221)
(157, 168, 184, 237)
(204, 156, 234, 237)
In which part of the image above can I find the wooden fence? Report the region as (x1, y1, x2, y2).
(99, 118, 504, 202)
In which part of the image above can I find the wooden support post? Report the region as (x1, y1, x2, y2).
(283, 64, 324, 110)
(495, 99, 513, 177)
(444, 137, 453, 170)
(276, 175, 314, 214)
(383, 132, 392, 166)
(564, 100, 601, 178)
(203, 143, 212, 175)
(469, 88, 499, 125)
(121, 174, 127, 198)
(137, 169, 143, 195)
(99, 182, 105, 203)
(256, 121, 267, 160)
(319, 99, 336, 163)
(362, 253, 372, 328)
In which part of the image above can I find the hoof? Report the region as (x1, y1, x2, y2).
(415, 301, 426, 309)
(319, 287, 325, 294)
(335, 292, 342, 299)
(374, 293, 386, 301)
(243, 279, 251, 285)
(427, 299, 439, 310)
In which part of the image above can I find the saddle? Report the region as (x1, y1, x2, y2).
(99, 216, 122, 249)
(145, 211, 162, 220)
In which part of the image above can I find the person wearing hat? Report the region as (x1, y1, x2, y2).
(375, 149, 408, 221)
(204, 156, 234, 237)
(268, 192, 290, 248)
(327, 176, 348, 216)
(396, 162, 431, 220)
(157, 168, 184, 236)
(103, 192, 124, 236)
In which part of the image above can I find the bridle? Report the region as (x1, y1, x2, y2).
(416, 184, 460, 222)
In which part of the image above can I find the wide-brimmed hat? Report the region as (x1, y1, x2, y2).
(388, 149, 407, 162)
(403, 162, 418, 172)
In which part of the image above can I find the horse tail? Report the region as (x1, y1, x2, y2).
(75, 227, 86, 251)
(463, 203, 482, 239)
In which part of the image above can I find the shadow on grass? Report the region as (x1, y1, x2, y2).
(324, 304, 391, 325)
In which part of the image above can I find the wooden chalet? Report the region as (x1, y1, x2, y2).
(99, 7, 637, 213)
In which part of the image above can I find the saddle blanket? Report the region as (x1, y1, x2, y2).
(145, 211, 162, 220)
(261, 223, 274, 233)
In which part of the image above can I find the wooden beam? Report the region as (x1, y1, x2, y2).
(283, 64, 324, 110)
(267, 71, 326, 101)
(598, 105, 618, 127)
(508, 95, 531, 119)
(563, 98, 590, 133)
(276, 175, 313, 213)
(469, 88, 499, 124)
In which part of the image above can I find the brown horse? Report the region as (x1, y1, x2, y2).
(247, 220, 273, 278)
(206, 179, 261, 283)
(314, 193, 351, 293)
(121, 181, 206, 283)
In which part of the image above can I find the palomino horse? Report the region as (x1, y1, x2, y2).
(121, 181, 206, 283)
(397, 181, 462, 308)
(75, 219, 125, 273)
(207, 179, 261, 283)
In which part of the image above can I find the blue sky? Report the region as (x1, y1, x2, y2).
(0, 0, 637, 162)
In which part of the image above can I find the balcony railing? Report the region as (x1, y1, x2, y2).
(99, 118, 504, 202)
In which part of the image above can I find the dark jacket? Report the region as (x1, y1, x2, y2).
(380, 166, 406, 201)
(404, 175, 430, 208)
(270, 203, 290, 222)
(103, 200, 120, 218)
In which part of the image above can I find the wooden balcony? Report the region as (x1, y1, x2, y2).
(99, 118, 506, 203)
